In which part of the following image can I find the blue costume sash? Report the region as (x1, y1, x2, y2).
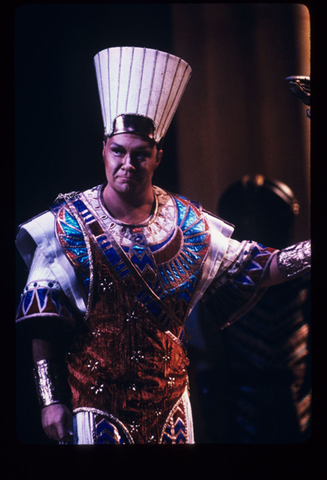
(52, 189, 210, 337)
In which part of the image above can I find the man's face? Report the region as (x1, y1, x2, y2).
(102, 133, 163, 198)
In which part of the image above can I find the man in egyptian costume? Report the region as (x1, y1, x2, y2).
(15, 47, 311, 444)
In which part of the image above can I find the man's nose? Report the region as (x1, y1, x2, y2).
(121, 154, 135, 170)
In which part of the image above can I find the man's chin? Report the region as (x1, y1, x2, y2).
(116, 177, 139, 187)
(116, 182, 140, 195)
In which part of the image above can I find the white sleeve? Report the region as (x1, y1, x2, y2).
(188, 211, 235, 310)
(26, 244, 58, 285)
(16, 211, 86, 314)
(216, 237, 243, 273)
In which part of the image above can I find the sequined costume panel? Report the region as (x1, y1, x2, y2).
(72, 388, 193, 444)
(64, 242, 190, 443)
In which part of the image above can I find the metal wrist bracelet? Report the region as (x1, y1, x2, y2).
(33, 359, 65, 409)
(277, 239, 311, 280)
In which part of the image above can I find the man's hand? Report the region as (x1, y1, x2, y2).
(41, 403, 73, 443)
(261, 251, 284, 287)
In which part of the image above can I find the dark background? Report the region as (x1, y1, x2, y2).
(11, 3, 325, 478)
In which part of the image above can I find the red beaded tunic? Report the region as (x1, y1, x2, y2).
(53, 186, 212, 443)
(65, 242, 190, 443)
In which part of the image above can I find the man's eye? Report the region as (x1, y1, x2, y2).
(135, 151, 151, 160)
(111, 148, 123, 156)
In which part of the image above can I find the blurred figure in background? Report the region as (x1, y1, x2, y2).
(187, 76, 311, 443)
(216, 175, 311, 443)
(187, 176, 311, 443)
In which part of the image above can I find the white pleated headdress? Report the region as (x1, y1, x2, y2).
(94, 46, 192, 144)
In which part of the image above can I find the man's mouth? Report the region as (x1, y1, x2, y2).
(116, 175, 139, 182)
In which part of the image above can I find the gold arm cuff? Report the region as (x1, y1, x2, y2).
(33, 359, 65, 408)
(277, 240, 311, 280)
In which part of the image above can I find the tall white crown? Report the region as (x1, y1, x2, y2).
(94, 46, 192, 143)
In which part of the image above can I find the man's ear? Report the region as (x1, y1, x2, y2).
(155, 149, 163, 169)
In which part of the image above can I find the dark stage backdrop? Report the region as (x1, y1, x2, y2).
(14, 3, 311, 445)
(172, 4, 310, 244)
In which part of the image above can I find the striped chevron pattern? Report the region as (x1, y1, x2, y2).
(16, 280, 74, 324)
(95, 417, 129, 444)
(227, 283, 310, 371)
(223, 279, 311, 442)
(161, 403, 188, 444)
